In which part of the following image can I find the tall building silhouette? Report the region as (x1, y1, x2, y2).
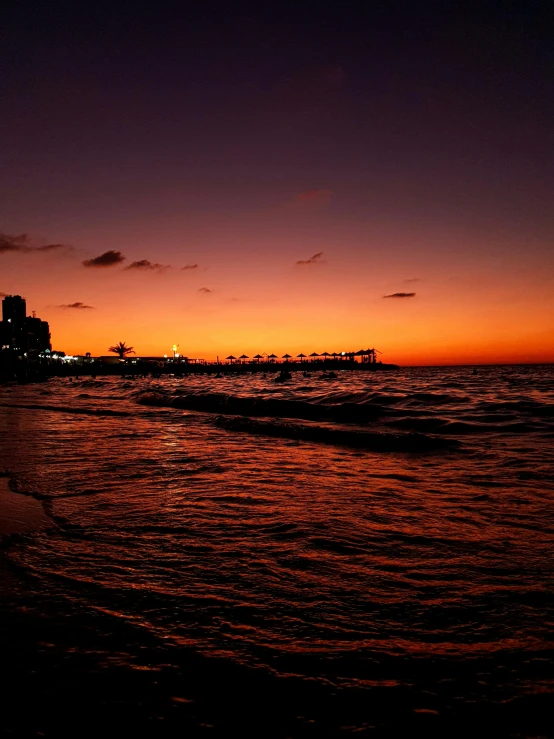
(2, 294, 26, 324)
(0, 295, 51, 353)
(25, 316, 51, 352)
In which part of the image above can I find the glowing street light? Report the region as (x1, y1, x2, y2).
(172, 344, 179, 360)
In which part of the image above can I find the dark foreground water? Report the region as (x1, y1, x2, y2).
(0, 365, 553, 737)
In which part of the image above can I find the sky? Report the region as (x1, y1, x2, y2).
(1, 2, 553, 364)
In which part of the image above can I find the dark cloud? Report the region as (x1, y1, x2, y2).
(1, 232, 72, 254)
(125, 259, 169, 271)
(181, 263, 199, 270)
(82, 250, 126, 267)
(198, 287, 214, 293)
(383, 292, 416, 299)
(58, 302, 95, 309)
(0, 292, 9, 297)
(404, 277, 421, 283)
(296, 251, 324, 266)
(295, 189, 332, 206)
(0, 244, 28, 253)
(0, 232, 30, 253)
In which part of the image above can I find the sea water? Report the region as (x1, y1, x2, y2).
(0, 365, 553, 736)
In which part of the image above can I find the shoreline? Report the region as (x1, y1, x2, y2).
(0, 359, 399, 383)
(0, 476, 53, 540)
(0, 475, 53, 596)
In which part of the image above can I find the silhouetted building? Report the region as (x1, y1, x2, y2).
(2, 294, 26, 324)
(25, 316, 51, 353)
(0, 319, 12, 349)
(0, 295, 51, 353)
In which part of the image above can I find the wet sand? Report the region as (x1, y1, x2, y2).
(0, 476, 52, 594)
(0, 476, 52, 538)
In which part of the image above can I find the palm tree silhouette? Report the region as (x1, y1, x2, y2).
(108, 341, 135, 359)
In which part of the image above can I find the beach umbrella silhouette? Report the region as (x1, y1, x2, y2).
(226, 355, 236, 363)
(282, 353, 292, 361)
(321, 351, 330, 360)
(253, 354, 263, 363)
(239, 354, 249, 363)
(268, 353, 278, 362)
(309, 352, 319, 362)
(297, 353, 306, 362)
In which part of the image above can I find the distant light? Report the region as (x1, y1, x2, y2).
(341, 352, 345, 355)
(163, 354, 167, 358)
(7, 318, 11, 323)
(175, 353, 180, 358)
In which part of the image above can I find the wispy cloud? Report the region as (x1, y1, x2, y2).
(1, 232, 72, 254)
(295, 189, 332, 206)
(198, 287, 214, 293)
(296, 251, 324, 266)
(404, 277, 421, 283)
(58, 302, 95, 309)
(181, 263, 198, 271)
(125, 259, 169, 271)
(0, 292, 9, 297)
(0, 233, 28, 253)
(383, 292, 416, 299)
(36, 243, 69, 252)
(82, 250, 126, 268)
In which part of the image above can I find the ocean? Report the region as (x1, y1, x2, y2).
(0, 365, 553, 737)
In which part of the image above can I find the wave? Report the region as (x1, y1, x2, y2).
(0, 402, 131, 417)
(478, 400, 554, 418)
(134, 389, 553, 439)
(214, 415, 460, 452)
(385, 416, 540, 434)
(136, 390, 383, 423)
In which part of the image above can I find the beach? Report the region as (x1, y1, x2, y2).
(1, 365, 553, 737)
(0, 476, 52, 539)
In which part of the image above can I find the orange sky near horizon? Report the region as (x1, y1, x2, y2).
(2, 218, 553, 366)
